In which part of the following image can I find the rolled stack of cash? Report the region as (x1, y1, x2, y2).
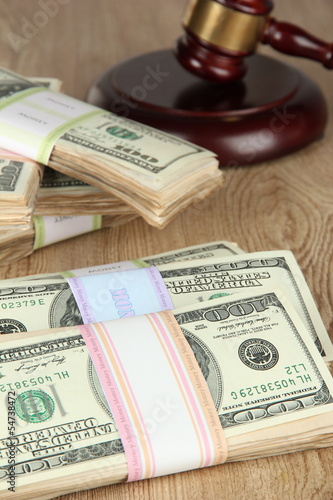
(0, 67, 223, 229)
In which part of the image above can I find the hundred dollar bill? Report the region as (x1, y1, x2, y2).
(0, 67, 223, 228)
(0, 290, 332, 499)
(158, 251, 333, 360)
(0, 329, 127, 498)
(0, 250, 331, 361)
(172, 289, 333, 436)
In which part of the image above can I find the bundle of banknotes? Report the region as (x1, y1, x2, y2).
(0, 151, 43, 230)
(0, 78, 61, 233)
(0, 67, 223, 229)
(0, 213, 139, 266)
(0, 156, 138, 266)
(0, 139, 138, 266)
(0, 241, 332, 499)
(0, 148, 42, 264)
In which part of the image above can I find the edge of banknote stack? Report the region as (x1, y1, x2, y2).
(0, 76, 139, 266)
(0, 151, 43, 229)
(0, 150, 44, 263)
(0, 79, 62, 237)
(35, 167, 139, 217)
(0, 77, 62, 231)
(0, 67, 224, 229)
(0, 79, 57, 264)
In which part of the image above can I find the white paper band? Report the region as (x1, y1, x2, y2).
(79, 311, 227, 481)
(33, 215, 102, 249)
(0, 87, 103, 163)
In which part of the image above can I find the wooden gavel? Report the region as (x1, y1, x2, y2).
(176, 0, 333, 82)
(87, 0, 332, 165)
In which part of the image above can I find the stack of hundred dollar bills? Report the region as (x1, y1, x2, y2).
(0, 77, 64, 238)
(0, 152, 138, 265)
(0, 78, 88, 264)
(0, 241, 332, 500)
(0, 149, 41, 263)
(35, 166, 138, 218)
(0, 158, 138, 265)
(0, 77, 61, 232)
(0, 76, 58, 254)
(0, 150, 43, 230)
(0, 67, 223, 230)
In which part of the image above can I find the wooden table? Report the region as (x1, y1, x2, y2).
(1, 1, 333, 498)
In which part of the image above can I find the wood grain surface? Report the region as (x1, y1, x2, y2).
(0, 1, 333, 499)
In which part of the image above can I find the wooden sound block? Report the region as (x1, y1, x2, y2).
(87, 50, 328, 166)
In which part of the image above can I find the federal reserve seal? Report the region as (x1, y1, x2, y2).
(0, 319, 27, 334)
(15, 390, 55, 423)
(238, 338, 279, 370)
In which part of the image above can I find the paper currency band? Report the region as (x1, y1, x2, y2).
(33, 215, 102, 250)
(61, 259, 148, 278)
(79, 311, 227, 481)
(183, 0, 266, 53)
(65, 267, 174, 324)
(0, 84, 105, 164)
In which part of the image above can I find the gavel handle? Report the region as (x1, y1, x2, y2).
(261, 18, 333, 69)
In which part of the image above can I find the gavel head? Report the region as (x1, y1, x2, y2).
(175, 0, 274, 82)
